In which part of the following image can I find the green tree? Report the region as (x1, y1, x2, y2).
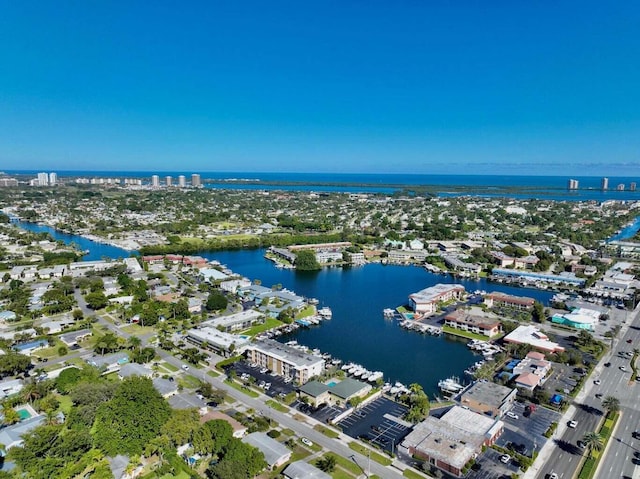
(0, 352, 32, 376)
(294, 250, 321, 270)
(581, 431, 603, 458)
(193, 419, 233, 455)
(2, 406, 20, 425)
(161, 409, 201, 447)
(602, 396, 620, 413)
(316, 454, 337, 472)
(94, 332, 120, 355)
(206, 291, 228, 312)
(93, 377, 171, 456)
(532, 301, 546, 323)
(85, 291, 108, 310)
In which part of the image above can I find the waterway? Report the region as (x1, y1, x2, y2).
(11, 219, 557, 397)
(607, 215, 640, 242)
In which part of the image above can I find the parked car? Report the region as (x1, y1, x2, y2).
(500, 454, 510, 464)
(594, 379, 601, 385)
(506, 411, 519, 419)
(301, 437, 313, 447)
(620, 365, 627, 372)
(568, 420, 578, 428)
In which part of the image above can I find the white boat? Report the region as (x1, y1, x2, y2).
(342, 362, 355, 371)
(368, 371, 384, 382)
(318, 307, 333, 319)
(438, 377, 464, 396)
(361, 371, 372, 380)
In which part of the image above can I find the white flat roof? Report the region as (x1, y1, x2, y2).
(504, 325, 564, 352)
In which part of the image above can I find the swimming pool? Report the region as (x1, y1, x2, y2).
(327, 381, 337, 387)
(17, 409, 32, 420)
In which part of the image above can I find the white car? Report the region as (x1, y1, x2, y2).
(594, 379, 601, 385)
(301, 437, 313, 447)
(181, 364, 189, 371)
(620, 365, 627, 372)
(549, 473, 558, 479)
(500, 454, 510, 464)
(568, 420, 578, 428)
(506, 411, 519, 419)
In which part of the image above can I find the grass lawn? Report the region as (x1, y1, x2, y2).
(241, 317, 284, 337)
(403, 469, 428, 479)
(281, 428, 295, 437)
(266, 400, 289, 413)
(55, 394, 73, 414)
(179, 374, 202, 389)
(159, 471, 190, 479)
(162, 362, 179, 372)
(331, 469, 355, 479)
(314, 424, 340, 439)
(442, 325, 499, 342)
(225, 379, 260, 398)
(295, 305, 316, 319)
(207, 370, 220, 378)
(33, 343, 65, 360)
(348, 442, 392, 466)
(330, 454, 362, 475)
(120, 324, 156, 335)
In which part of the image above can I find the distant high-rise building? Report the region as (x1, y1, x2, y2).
(178, 175, 186, 187)
(151, 175, 160, 187)
(567, 179, 578, 190)
(601, 177, 609, 190)
(48, 172, 57, 186)
(37, 172, 48, 186)
(191, 173, 201, 187)
(165, 176, 172, 187)
(631, 182, 637, 192)
(617, 183, 625, 191)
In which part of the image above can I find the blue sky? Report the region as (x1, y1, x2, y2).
(1, 1, 639, 175)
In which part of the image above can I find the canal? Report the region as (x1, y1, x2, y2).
(14, 219, 557, 397)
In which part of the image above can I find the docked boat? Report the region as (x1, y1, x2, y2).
(383, 308, 396, 318)
(438, 377, 465, 397)
(318, 307, 333, 319)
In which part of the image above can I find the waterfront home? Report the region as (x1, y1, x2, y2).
(400, 406, 503, 478)
(298, 378, 371, 408)
(202, 310, 264, 333)
(200, 267, 229, 283)
(388, 249, 428, 263)
(503, 325, 565, 353)
(219, 278, 252, 294)
(186, 327, 251, 357)
(409, 284, 466, 314)
(245, 339, 325, 385)
(443, 256, 482, 275)
(283, 461, 331, 479)
(491, 268, 585, 286)
(444, 310, 501, 338)
(458, 382, 517, 418)
(242, 432, 291, 471)
(484, 292, 535, 310)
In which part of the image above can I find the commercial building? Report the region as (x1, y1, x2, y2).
(400, 406, 503, 478)
(298, 378, 372, 408)
(503, 325, 565, 353)
(551, 307, 600, 331)
(458, 381, 517, 418)
(245, 339, 325, 384)
(484, 292, 535, 310)
(409, 284, 466, 314)
(444, 310, 501, 337)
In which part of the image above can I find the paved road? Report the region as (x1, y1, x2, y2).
(531, 303, 640, 479)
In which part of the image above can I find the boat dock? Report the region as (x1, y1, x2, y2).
(399, 320, 442, 336)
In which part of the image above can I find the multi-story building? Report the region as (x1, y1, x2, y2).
(165, 175, 172, 186)
(567, 179, 578, 190)
(178, 175, 186, 187)
(245, 339, 325, 384)
(631, 182, 637, 191)
(458, 381, 517, 418)
(409, 284, 465, 314)
(484, 292, 535, 310)
(48, 172, 57, 185)
(37, 172, 48, 186)
(191, 173, 201, 187)
(617, 183, 625, 191)
(443, 310, 501, 337)
(151, 175, 160, 187)
(601, 177, 609, 190)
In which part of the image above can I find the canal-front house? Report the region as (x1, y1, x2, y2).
(443, 310, 501, 338)
(458, 381, 517, 418)
(409, 284, 466, 314)
(245, 339, 325, 385)
(484, 292, 535, 310)
(400, 406, 503, 478)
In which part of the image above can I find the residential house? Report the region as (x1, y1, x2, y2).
(199, 411, 247, 438)
(118, 363, 152, 380)
(242, 432, 292, 471)
(283, 461, 331, 479)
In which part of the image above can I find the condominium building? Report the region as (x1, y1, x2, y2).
(178, 175, 186, 187)
(409, 284, 465, 314)
(191, 173, 201, 187)
(165, 175, 172, 186)
(245, 339, 325, 384)
(151, 175, 160, 187)
(48, 172, 57, 186)
(601, 177, 609, 190)
(37, 172, 48, 186)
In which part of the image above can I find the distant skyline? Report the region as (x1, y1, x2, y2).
(1, 2, 639, 175)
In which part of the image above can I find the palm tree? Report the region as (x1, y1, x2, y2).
(602, 396, 620, 413)
(581, 431, 604, 458)
(2, 406, 20, 425)
(127, 335, 142, 352)
(21, 381, 42, 404)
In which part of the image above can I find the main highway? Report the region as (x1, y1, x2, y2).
(534, 303, 640, 479)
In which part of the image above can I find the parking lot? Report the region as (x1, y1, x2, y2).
(337, 397, 410, 453)
(227, 361, 296, 400)
(469, 448, 521, 479)
(495, 401, 560, 458)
